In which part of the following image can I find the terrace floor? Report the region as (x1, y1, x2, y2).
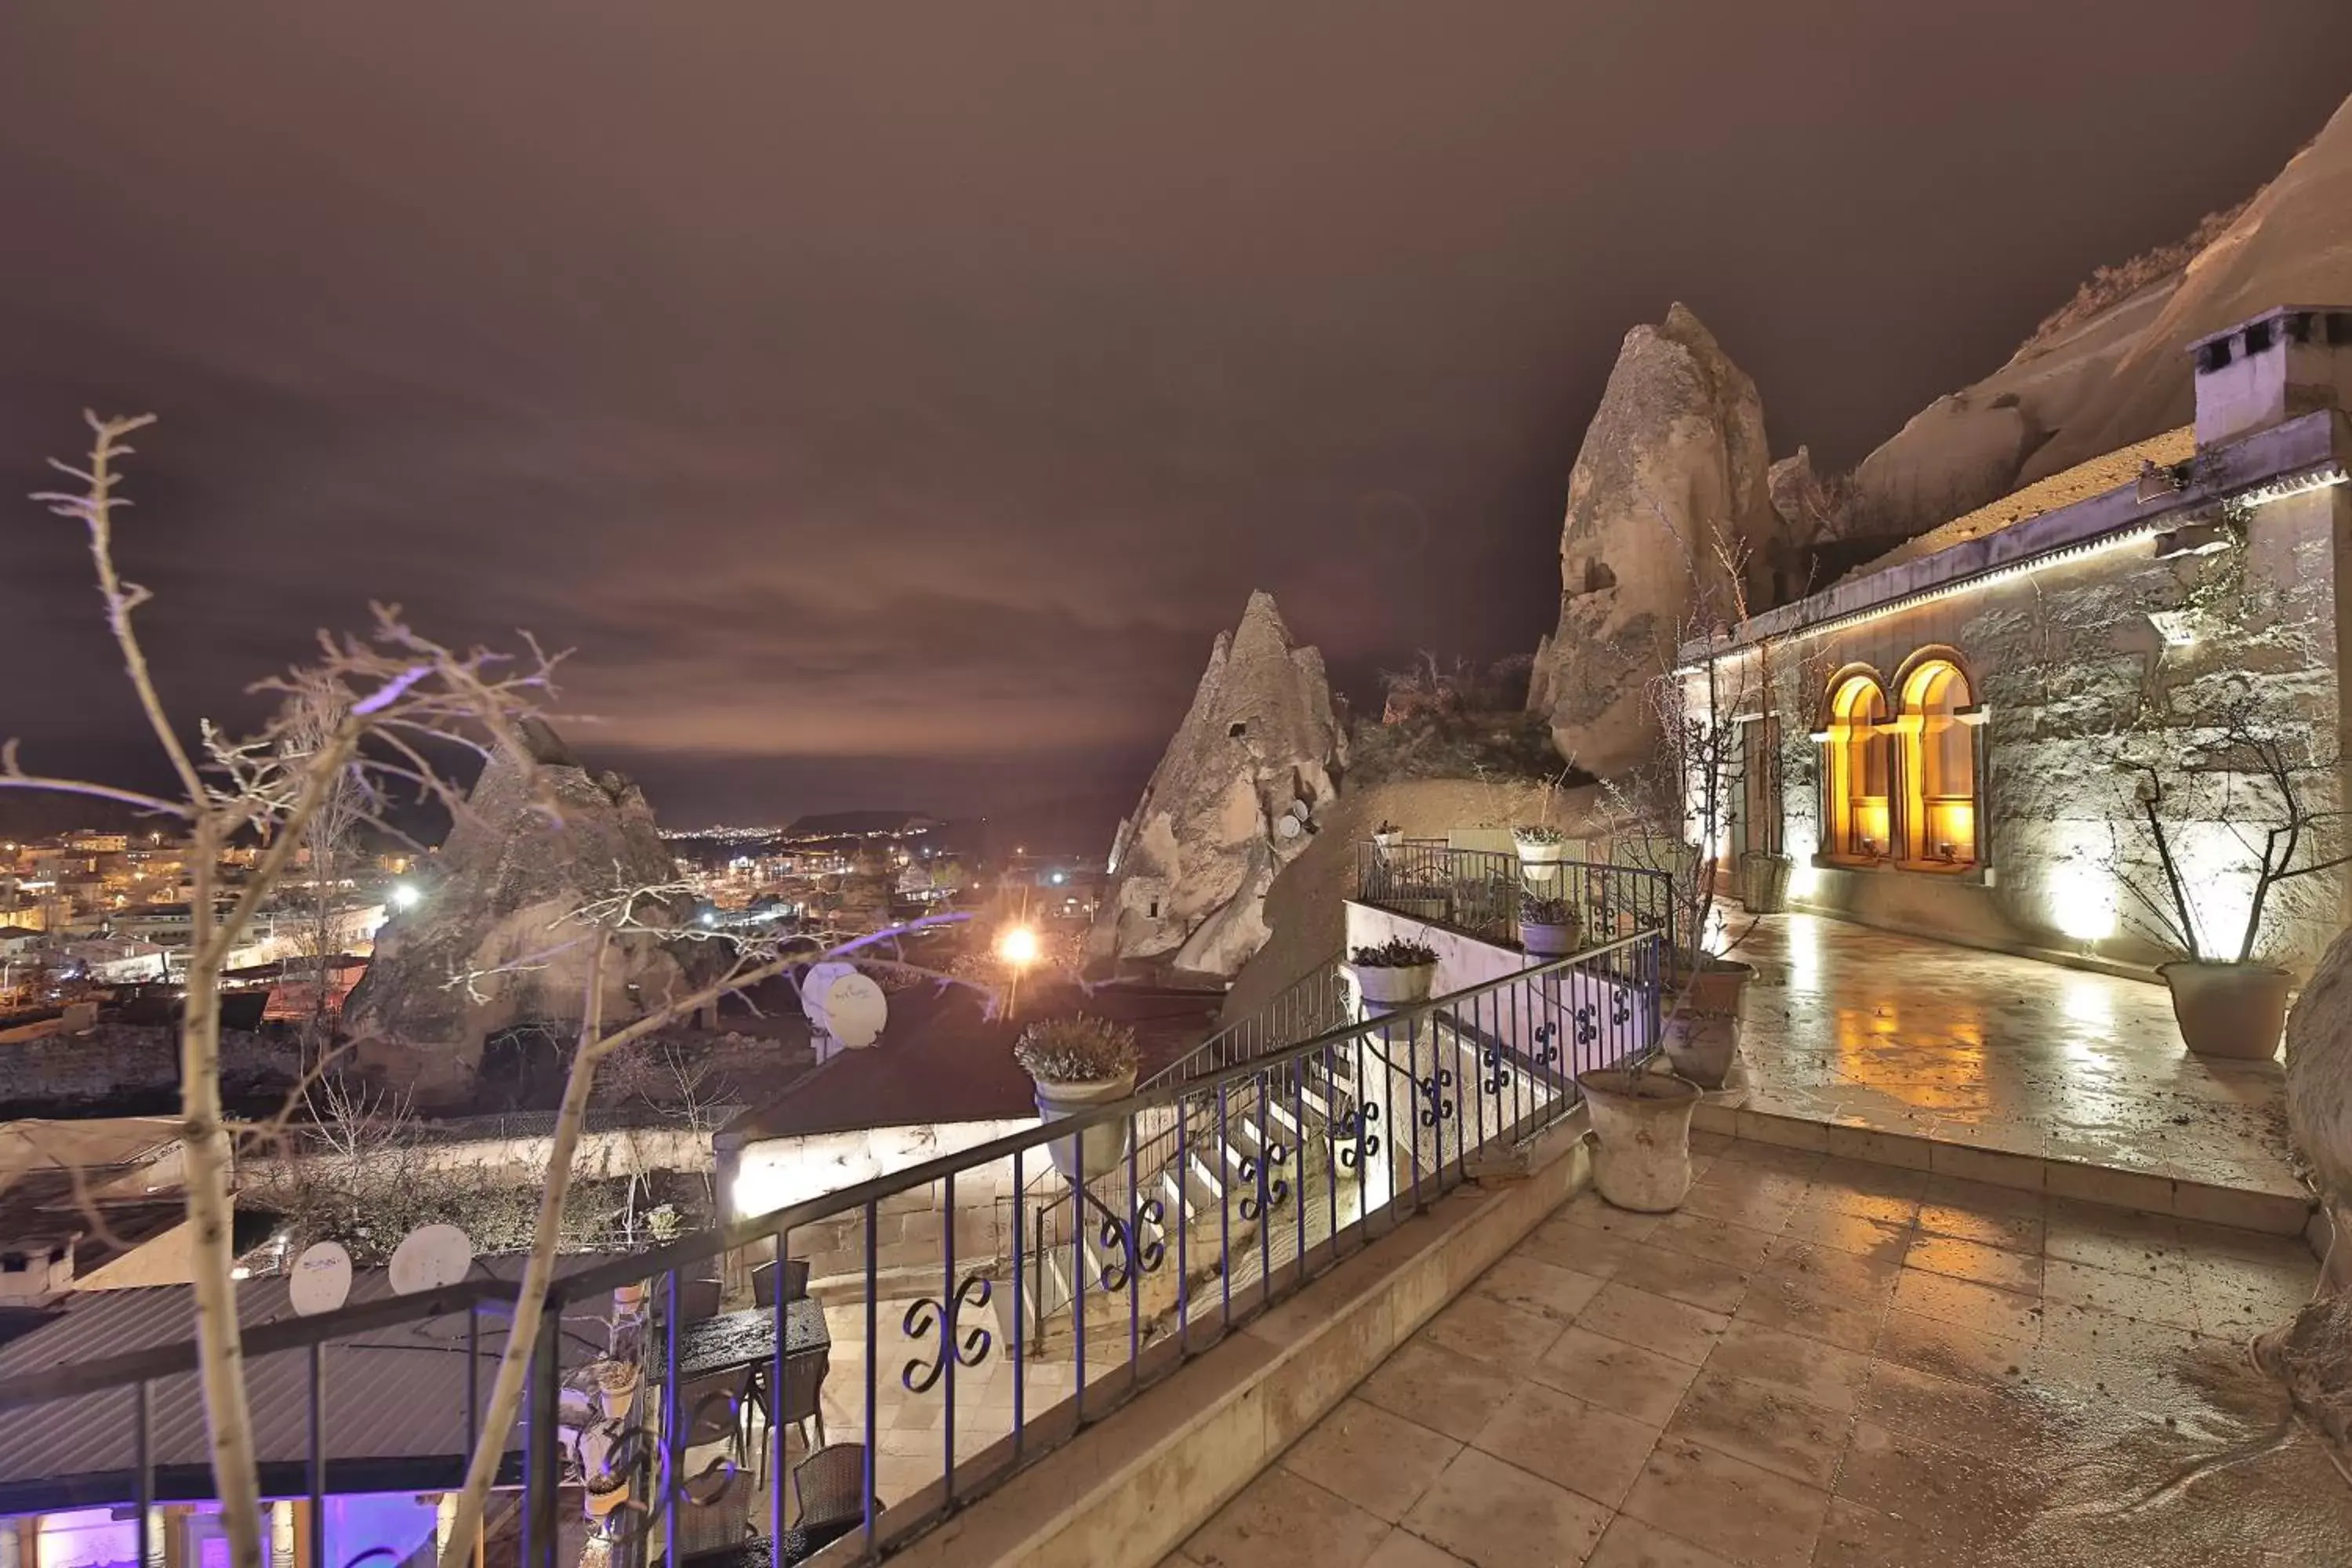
(1164, 1135, 2347, 1568)
(1711, 913, 2303, 1201)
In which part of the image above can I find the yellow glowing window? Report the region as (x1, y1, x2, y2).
(1900, 659, 1977, 869)
(1824, 677, 1892, 862)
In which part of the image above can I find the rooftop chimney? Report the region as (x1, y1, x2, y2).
(2189, 306, 2352, 448)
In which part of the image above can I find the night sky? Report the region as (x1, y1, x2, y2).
(5, 6, 2349, 840)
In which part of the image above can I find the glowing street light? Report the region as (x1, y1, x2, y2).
(390, 882, 422, 911)
(995, 924, 1041, 969)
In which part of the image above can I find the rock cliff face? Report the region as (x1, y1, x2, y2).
(345, 719, 711, 1098)
(1533, 303, 1785, 776)
(1840, 89, 2352, 544)
(1091, 592, 1347, 979)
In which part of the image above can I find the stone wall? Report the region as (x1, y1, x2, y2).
(1704, 479, 2350, 973)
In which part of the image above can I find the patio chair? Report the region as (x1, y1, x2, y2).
(751, 1256, 811, 1308)
(792, 1443, 878, 1554)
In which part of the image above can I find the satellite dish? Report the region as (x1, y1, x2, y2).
(803, 961, 888, 1051)
(289, 1240, 353, 1316)
(1287, 800, 1310, 822)
(389, 1224, 474, 1295)
(1274, 815, 1302, 841)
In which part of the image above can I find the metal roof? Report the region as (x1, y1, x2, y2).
(0, 1256, 623, 1514)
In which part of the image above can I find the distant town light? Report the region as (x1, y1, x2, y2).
(1050, 871, 1066, 885)
(996, 924, 1041, 969)
(389, 882, 422, 911)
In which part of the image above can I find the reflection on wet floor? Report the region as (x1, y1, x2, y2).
(1714, 913, 2301, 1197)
(1175, 1138, 2350, 1568)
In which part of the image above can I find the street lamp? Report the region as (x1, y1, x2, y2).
(995, 924, 1040, 969)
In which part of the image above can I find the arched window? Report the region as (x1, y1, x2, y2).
(1824, 676, 1892, 862)
(1898, 658, 1979, 869)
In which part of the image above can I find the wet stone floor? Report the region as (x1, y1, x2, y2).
(1716, 913, 2300, 1198)
(1163, 1135, 2349, 1568)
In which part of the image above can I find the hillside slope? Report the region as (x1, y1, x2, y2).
(1840, 90, 2352, 543)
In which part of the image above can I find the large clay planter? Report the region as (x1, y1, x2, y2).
(2160, 962, 2291, 1062)
(1662, 1010, 1740, 1089)
(1032, 1068, 1139, 1183)
(1519, 920, 1578, 958)
(1741, 852, 1795, 914)
(1671, 957, 1754, 1016)
(1515, 835, 1568, 869)
(1577, 1068, 1701, 1212)
(1349, 960, 1437, 1018)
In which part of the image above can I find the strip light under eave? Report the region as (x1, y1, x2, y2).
(1681, 463, 2349, 665)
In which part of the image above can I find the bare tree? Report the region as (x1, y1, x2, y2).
(6, 413, 988, 1568)
(281, 673, 368, 1067)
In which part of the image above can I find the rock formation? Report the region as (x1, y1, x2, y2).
(1532, 303, 1786, 777)
(2255, 926, 2352, 1455)
(1838, 88, 2352, 545)
(345, 719, 714, 1098)
(1091, 591, 1347, 980)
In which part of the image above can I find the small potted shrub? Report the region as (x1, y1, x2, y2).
(2108, 693, 2339, 1061)
(1014, 1015, 1142, 1181)
(1518, 895, 1579, 958)
(1345, 936, 1439, 1015)
(1371, 819, 1404, 851)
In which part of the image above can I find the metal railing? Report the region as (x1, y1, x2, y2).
(1355, 840, 1676, 956)
(0, 931, 1663, 1568)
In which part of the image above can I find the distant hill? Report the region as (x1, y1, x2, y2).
(1835, 89, 2352, 545)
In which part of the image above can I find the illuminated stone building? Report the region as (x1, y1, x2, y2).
(1682, 305, 2352, 971)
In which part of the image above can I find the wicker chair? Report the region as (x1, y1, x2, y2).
(750, 1257, 811, 1308)
(792, 1444, 877, 1553)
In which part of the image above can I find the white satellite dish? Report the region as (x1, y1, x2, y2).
(388, 1223, 474, 1295)
(803, 961, 888, 1052)
(1274, 815, 1301, 841)
(289, 1240, 353, 1316)
(1287, 800, 1310, 822)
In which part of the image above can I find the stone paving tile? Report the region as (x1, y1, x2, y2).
(1281, 1396, 1460, 1524)
(1356, 1340, 1520, 1443)
(1359, 1532, 1470, 1568)
(1529, 1324, 1702, 1426)
(1617, 1435, 1831, 1568)
(1576, 1280, 1731, 1367)
(1403, 1446, 1611, 1567)
(1702, 1318, 1873, 1414)
(1184, 1466, 1393, 1568)
(1470, 1379, 1660, 1508)
(1468, 1252, 1606, 1323)
(1603, 1242, 1754, 1316)
(1663, 1368, 1849, 1488)
(1583, 1515, 1736, 1567)
(1419, 1287, 1566, 1369)
(1642, 1209, 1782, 1272)
(1903, 1229, 2044, 1294)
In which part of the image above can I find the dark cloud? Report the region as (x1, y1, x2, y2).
(3, 3, 2349, 830)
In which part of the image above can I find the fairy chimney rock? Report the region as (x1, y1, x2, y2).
(344, 718, 713, 1100)
(1534, 303, 1784, 777)
(1091, 591, 1347, 979)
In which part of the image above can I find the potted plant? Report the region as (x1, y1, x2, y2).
(1014, 1014, 1142, 1181)
(1512, 822, 1569, 869)
(1371, 819, 1405, 851)
(1345, 936, 1439, 1016)
(1575, 1066, 1702, 1212)
(2108, 692, 2343, 1061)
(1518, 895, 1579, 958)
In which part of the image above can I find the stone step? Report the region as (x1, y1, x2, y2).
(1692, 1098, 2314, 1237)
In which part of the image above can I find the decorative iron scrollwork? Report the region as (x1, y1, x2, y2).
(1092, 1193, 1169, 1293)
(1237, 1140, 1290, 1221)
(1417, 1067, 1456, 1128)
(1336, 1103, 1381, 1170)
(1479, 1046, 1512, 1096)
(902, 1273, 994, 1393)
(1573, 1002, 1599, 1047)
(1610, 989, 1632, 1026)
